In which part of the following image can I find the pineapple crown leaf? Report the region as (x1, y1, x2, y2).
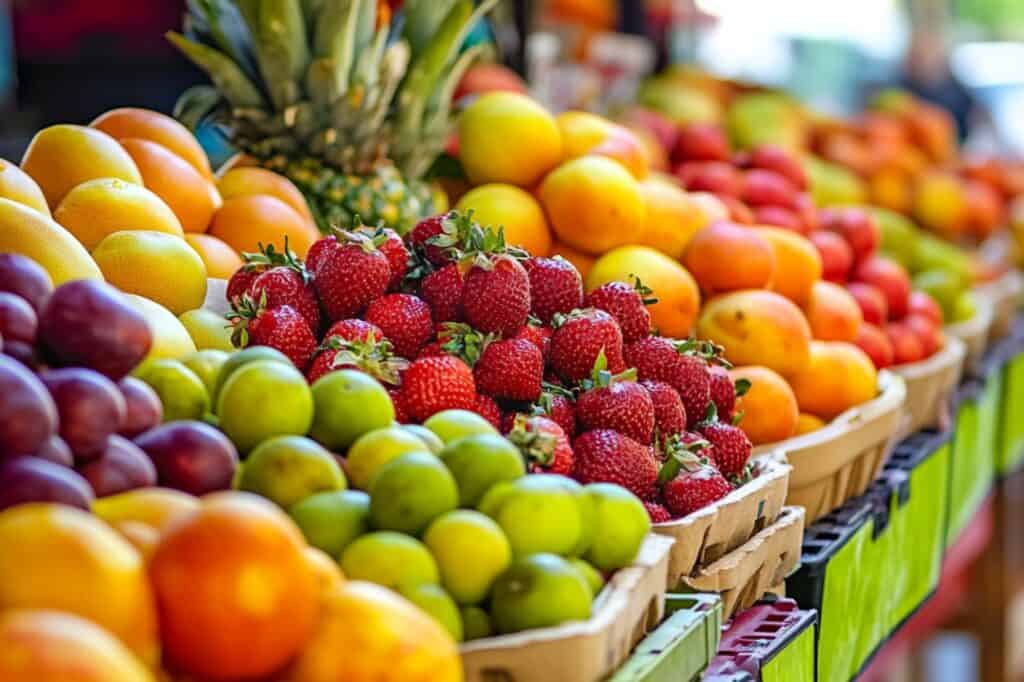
(657, 434, 712, 484)
(630, 274, 659, 306)
(734, 378, 752, 398)
(507, 414, 559, 468)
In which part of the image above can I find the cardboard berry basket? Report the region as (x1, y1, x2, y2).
(945, 294, 994, 371)
(459, 534, 673, 682)
(753, 371, 907, 524)
(975, 268, 1023, 341)
(651, 453, 791, 589)
(890, 335, 966, 440)
(679, 506, 805, 621)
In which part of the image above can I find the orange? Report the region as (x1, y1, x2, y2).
(551, 240, 597, 278)
(0, 158, 51, 216)
(557, 111, 649, 179)
(636, 178, 708, 260)
(729, 366, 799, 445)
(455, 183, 552, 256)
(803, 280, 862, 342)
(149, 492, 320, 681)
(683, 221, 775, 294)
(92, 107, 214, 180)
(587, 245, 700, 338)
(120, 137, 222, 233)
(185, 233, 245, 279)
(753, 226, 822, 305)
(283, 581, 462, 682)
(306, 547, 346, 596)
(217, 166, 316, 226)
(787, 341, 878, 420)
(796, 413, 825, 435)
(209, 194, 321, 258)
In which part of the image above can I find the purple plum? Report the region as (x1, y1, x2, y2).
(134, 421, 239, 495)
(0, 457, 94, 510)
(42, 367, 126, 460)
(78, 435, 157, 497)
(0, 354, 57, 456)
(0, 253, 53, 313)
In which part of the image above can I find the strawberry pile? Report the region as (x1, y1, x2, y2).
(225, 211, 755, 523)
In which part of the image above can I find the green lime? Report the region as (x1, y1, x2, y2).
(289, 490, 370, 557)
(347, 426, 433, 490)
(424, 510, 511, 605)
(234, 435, 346, 508)
(461, 606, 493, 640)
(423, 409, 497, 444)
(477, 474, 585, 557)
(401, 424, 445, 454)
(181, 349, 230, 398)
(179, 308, 235, 352)
(490, 553, 593, 634)
(212, 345, 292, 407)
(369, 452, 458, 535)
(583, 483, 649, 570)
(135, 359, 210, 421)
(550, 475, 596, 557)
(568, 558, 605, 597)
(310, 370, 394, 451)
(340, 531, 439, 589)
(440, 434, 526, 507)
(397, 583, 464, 642)
(954, 290, 977, 323)
(217, 360, 314, 453)
(913, 269, 963, 320)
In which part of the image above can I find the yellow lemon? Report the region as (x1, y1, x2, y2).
(0, 197, 102, 284)
(92, 231, 207, 314)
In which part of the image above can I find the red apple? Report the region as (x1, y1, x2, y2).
(674, 123, 730, 163)
(741, 169, 799, 210)
(846, 282, 889, 325)
(796, 194, 819, 232)
(618, 107, 679, 154)
(810, 231, 854, 283)
(854, 323, 895, 369)
(904, 314, 944, 357)
(746, 145, 808, 190)
(820, 207, 880, 264)
(754, 205, 806, 233)
(886, 322, 925, 365)
(853, 256, 911, 320)
(675, 161, 743, 196)
(717, 195, 755, 224)
(907, 291, 943, 326)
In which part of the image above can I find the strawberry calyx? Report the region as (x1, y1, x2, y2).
(631, 275, 659, 306)
(657, 433, 713, 484)
(435, 322, 494, 367)
(671, 337, 731, 367)
(319, 335, 410, 386)
(578, 348, 636, 391)
(699, 401, 720, 427)
(734, 378, 752, 397)
(551, 307, 597, 330)
(506, 414, 559, 469)
(225, 291, 268, 348)
(240, 239, 299, 272)
(338, 226, 387, 253)
(727, 460, 758, 487)
(530, 383, 574, 418)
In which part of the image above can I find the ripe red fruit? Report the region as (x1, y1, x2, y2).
(753, 205, 805, 233)
(741, 169, 799, 210)
(853, 323, 895, 369)
(472, 393, 503, 430)
(820, 207, 880, 264)
(908, 291, 943, 326)
(886, 322, 925, 365)
(389, 388, 409, 424)
(707, 366, 736, 422)
(323, 318, 382, 343)
(0, 253, 53, 313)
(507, 415, 574, 475)
(419, 263, 464, 324)
(643, 501, 672, 523)
(853, 256, 911, 320)
(228, 241, 302, 302)
(576, 377, 656, 445)
(533, 390, 577, 437)
(400, 356, 477, 422)
(698, 421, 752, 477)
(549, 309, 625, 384)
(408, 215, 451, 266)
(904, 314, 944, 358)
(718, 195, 756, 224)
(249, 266, 321, 333)
(639, 380, 686, 441)
(795, 194, 819, 232)
(809, 231, 854, 283)
(513, 324, 552, 362)
(364, 294, 433, 359)
(474, 338, 543, 402)
(746, 145, 808, 190)
(573, 429, 658, 500)
(583, 280, 653, 344)
(624, 336, 711, 429)
(674, 124, 730, 163)
(675, 161, 743, 196)
(524, 257, 584, 324)
(0, 292, 37, 344)
(226, 268, 261, 304)
(232, 303, 317, 370)
(662, 463, 731, 518)
(306, 335, 407, 385)
(462, 255, 531, 336)
(846, 282, 889, 325)
(314, 233, 391, 321)
(304, 235, 338, 274)
(360, 226, 408, 291)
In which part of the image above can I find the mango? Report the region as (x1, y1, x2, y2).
(0, 197, 102, 284)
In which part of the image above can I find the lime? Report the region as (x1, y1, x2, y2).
(439, 434, 526, 507)
(310, 370, 394, 451)
(211, 345, 291, 407)
(369, 452, 458, 535)
(954, 290, 977, 323)
(397, 583, 464, 642)
(347, 426, 433, 490)
(401, 424, 445, 454)
(461, 606, 493, 640)
(424, 409, 497, 444)
(181, 349, 229, 397)
(478, 474, 586, 557)
(216, 360, 314, 453)
(289, 490, 370, 557)
(490, 553, 593, 634)
(179, 308, 235, 351)
(913, 269, 962, 320)
(568, 558, 605, 597)
(235, 435, 346, 508)
(583, 483, 650, 570)
(135, 359, 209, 421)
(340, 531, 439, 589)
(424, 510, 512, 605)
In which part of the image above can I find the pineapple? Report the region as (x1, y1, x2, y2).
(169, 0, 495, 234)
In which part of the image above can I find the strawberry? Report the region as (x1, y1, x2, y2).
(640, 380, 687, 442)
(422, 322, 491, 366)
(226, 241, 294, 302)
(583, 278, 654, 343)
(419, 264, 464, 323)
(524, 256, 583, 323)
(389, 388, 410, 424)
(227, 268, 260, 303)
(323, 318, 382, 343)
(400, 355, 477, 422)
(305, 235, 338, 274)
(624, 337, 712, 429)
(549, 309, 625, 384)
(314, 231, 391, 321)
(507, 414, 574, 475)
(364, 293, 434, 358)
(708, 365, 748, 422)
(249, 264, 321, 333)
(513, 323, 552, 362)
(356, 225, 408, 290)
(575, 361, 655, 444)
(463, 254, 531, 336)
(662, 463, 731, 517)
(643, 501, 672, 523)
(532, 387, 577, 437)
(408, 214, 449, 265)
(473, 393, 503, 430)
(229, 298, 317, 370)
(698, 416, 752, 478)
(306, 336, 408, 385)
(573, 429, 658, 500)
(474, 337, 543, 402)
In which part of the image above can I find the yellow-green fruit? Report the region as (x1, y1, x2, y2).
(134, 359, 210, 422)
(124, 294, 197, 361)
(55, 177, 183, 250)
(179, 309, 234, 352)
(92, 231, 207, 315)
(0, 158, 51, 216)
(180, 349, 229, 397)
(346, 427, 434, 490)
(0, 197, 102, 284)
(424, 510, 512, 606)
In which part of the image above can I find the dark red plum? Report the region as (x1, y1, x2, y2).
(0, 354, 57, 456)
(0, 292, 37, 344)
(117, 376, 163, 437)
(134, 421, 238, 495)
(78, 435, 157, 497)
(42, 367, 126, 460)
(0, 457, 94, 510)
(0, 253, 53, 313)
(3, 340, 41, 370)
(38, 280, 152, 379)
(33, 435, 74, 467)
